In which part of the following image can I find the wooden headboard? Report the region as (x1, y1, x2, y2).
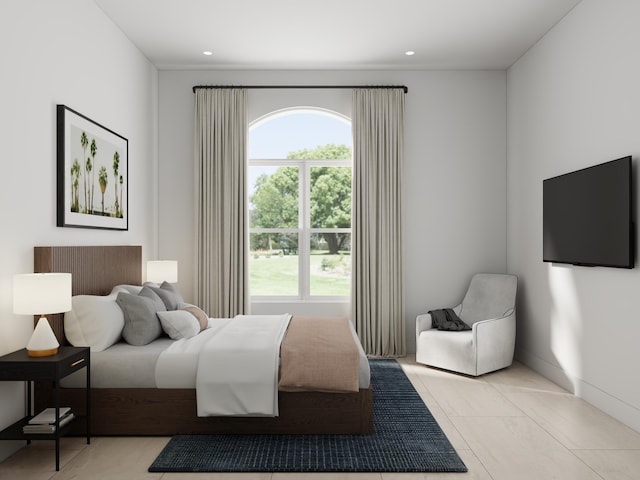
(34, 245, 142, 345)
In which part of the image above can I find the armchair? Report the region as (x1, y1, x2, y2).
(415, 273, 517, 376)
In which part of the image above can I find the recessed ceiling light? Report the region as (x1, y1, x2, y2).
(203, 51, 213, 56)
(405, 51, 415, 56)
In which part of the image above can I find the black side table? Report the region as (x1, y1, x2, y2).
(0, 346, 90, 471)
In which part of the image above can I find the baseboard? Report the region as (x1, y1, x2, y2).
(0, 441, 24, 465)
(516, 348, 640, 434)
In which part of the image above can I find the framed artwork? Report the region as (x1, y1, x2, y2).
(57, 105, 128, 230)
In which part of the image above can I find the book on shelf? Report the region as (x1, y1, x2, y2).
(23, 408, 74, 433)
(23, 414, 74, 433)
(28, 407, 72, 425)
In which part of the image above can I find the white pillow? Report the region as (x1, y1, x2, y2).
(110, 284, 143, 295)
(64, 293, 125, 351)
(157, 310, 200, 340)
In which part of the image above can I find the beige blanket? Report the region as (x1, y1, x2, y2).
(278, 316, 360, 393)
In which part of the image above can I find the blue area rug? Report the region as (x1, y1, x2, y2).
(148, 359, 467, 473)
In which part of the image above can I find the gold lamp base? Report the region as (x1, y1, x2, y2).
(27, 347, 59, 357)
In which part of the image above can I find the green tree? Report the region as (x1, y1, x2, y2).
(98, 165, 108, 215)
(250, 167, 298, 251)
(309, 166, 351, 253)
(118, 175, 123, 218)
(89, 139, 97, 213)
(251, 167, 298, 229)
(80, 132, 88, 212)
(290, 144, 351, 254)
(85, 156, 92, 214)
(288, 143, 351, 252)
(70, 159, 81, 212)
(112, 151, 120, 216)
(251, 144, 352, 254)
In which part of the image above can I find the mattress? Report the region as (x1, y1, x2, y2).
(61, 318, 370, 390)
(60, 338, 174, 388)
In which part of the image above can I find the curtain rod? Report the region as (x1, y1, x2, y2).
(192, 84, 408, 94)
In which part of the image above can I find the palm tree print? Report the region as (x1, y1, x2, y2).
(90, 138, 97, 213)
(118, 175, 123, 218)
(70, 159, 81, 212)
(70, 119, 127, 221)
(80, 132, 88, 212)
(113, 151, 120, 216)
(85, 156, 92, 214)
(98, 165, 108, 215)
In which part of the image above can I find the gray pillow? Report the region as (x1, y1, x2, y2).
(116, 287, 166, 346)
(145, 281, 185, 310)
(157, 310, 200, 340)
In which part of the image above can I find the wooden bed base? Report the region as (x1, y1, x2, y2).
(33, 245, 374, 435)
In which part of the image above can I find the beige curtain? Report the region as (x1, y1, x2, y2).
(352, 88, 406, 357)
(194, 88, 248, 317)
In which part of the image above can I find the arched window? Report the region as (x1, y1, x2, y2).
(248, 108, 352, 299)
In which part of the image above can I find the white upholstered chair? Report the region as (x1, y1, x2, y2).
(415, 273, 517, 376)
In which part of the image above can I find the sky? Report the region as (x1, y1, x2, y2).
(248, 111, 351, 159)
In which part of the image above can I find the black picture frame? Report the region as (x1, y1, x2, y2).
(57, 105, 128, 230)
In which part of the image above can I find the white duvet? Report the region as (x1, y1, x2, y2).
(154, 318, 231, 388)
(156, 314, 292, 417)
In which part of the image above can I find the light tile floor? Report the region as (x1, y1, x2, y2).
(1, 356, 639, 479)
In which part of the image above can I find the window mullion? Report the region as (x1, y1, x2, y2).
(300, 162, 310, 300)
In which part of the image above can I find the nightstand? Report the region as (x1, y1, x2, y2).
(0, 346, 90, 471)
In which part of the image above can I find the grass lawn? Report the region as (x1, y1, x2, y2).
(249, 253, 350, 296)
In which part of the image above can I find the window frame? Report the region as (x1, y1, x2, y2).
(248, 157, 352, 302)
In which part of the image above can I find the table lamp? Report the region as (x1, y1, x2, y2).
(13, 273, 72, 357)
(146, 260, 178, 283)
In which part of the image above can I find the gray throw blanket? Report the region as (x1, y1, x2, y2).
(428, 308, 471, 331)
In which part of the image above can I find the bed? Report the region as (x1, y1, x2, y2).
(33, 245, 373, 435)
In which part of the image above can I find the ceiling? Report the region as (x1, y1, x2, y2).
(95, 0, 582, 70)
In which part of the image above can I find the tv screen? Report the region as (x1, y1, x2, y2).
(543, 156, 633, 268)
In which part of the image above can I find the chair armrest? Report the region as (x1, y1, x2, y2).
(471, 308, 514, 330)
(472, 308, 516, 375)
(416, 313, 433, 337)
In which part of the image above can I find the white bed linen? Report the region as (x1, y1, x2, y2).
(154, 318, 231, 388)
(60, 338, 174, 388)
(195, 314, 291, 417)
(62, 315, 370, 399)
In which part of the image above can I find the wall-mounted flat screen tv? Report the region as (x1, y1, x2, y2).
(543, 156, 633, 268)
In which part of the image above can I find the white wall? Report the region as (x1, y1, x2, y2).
(508, 0, 640, 432)
(158, 69, 507, 353)
(0, 0, 157, 462)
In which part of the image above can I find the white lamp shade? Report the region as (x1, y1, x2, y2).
(147, 260, 178, 283)
(13, 273, 72, 315)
